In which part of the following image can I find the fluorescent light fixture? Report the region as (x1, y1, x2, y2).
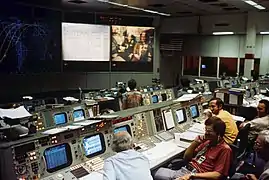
(213, 32, 234, 35)
(260, 32, 269, 35)
(97, 0, 171, 16)
(255, 5, 266, 10)
(244, 0, 257, 6)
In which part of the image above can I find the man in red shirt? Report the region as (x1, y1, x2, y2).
(154, 116, 232, 180)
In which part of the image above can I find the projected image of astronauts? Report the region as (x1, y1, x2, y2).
(111, 26, 154, 62)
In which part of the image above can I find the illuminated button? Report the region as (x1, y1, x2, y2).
(56, 174, 64, 179)
(30, 157, 33, 160)
(55, 140, 58, 143)
(33, 156, 37, 160)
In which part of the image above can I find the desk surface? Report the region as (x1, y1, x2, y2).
(79, 130, 203, 180)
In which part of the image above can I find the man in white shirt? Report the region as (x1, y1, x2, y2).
(241, 99, 269, 142)
(103, 131, 153, 180)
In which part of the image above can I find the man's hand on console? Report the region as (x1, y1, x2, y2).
(246, 174, 258, 180)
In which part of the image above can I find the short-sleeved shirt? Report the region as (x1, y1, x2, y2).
(190, 140, 232, 176)
(247, 115, 269, 141)
(217, 110, 239, 144)
(122, 91, 143, 109)
(259, 161, 269, 180)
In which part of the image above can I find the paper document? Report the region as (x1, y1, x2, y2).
(99, 115, 119, 119)
(232, 115, 245, 122)
(63, 96, 79, 102)
(179, 131, 199, 141)
(74, 120, 101, 126)
(42, 127, 67, 135)
(174, 94, 199, 102)
(0, 106, 31, 119)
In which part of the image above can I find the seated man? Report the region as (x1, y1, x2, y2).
(122, 79, 143, 110)
(209, 97, 238, 144)
(103, 131, 153, 180)
(233, 130, 269, 180)
(240, 100, 269, 142)
(154, 116, 232, 180)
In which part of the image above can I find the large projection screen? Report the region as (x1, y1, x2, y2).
(62, 22, 110, 61)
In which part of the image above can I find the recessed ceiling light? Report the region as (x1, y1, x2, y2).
(260, 32, 269, 35)
(213, 32, 234, 35)
(68, 0, 87, 4)
(245, 0, 257, 6)
(255, 5, 266, 10)
(97, 0, 171, 16)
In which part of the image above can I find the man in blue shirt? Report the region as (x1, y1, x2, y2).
(103, 131, 153, 180)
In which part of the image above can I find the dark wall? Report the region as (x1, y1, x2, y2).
(0, 3, 160, 102)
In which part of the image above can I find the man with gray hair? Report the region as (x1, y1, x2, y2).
(240, 130, 269, 180)
(103, 131, 153, 180)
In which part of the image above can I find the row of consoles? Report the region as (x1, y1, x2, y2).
(0, 98, 205, 180)
(32, 88, 174, 131)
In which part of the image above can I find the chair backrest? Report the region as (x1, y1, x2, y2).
(236, 123, 251, 154)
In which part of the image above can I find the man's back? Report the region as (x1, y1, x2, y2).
(122, 91, 143, 109)
(103, 149, 153, 180)
(217, 110, 238, 144)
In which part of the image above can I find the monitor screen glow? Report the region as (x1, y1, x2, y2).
(175, 109, 186, 124)
(190, 105, 199, 119)
(83, 134, 105, 158)
(73, 109, 85, 121)
(113, 125, 131, 135)
(163, 109, 175, 130)
(54, 113, 67, 125)
(152, 95, 159, 103)
(44, 144, 72, 173)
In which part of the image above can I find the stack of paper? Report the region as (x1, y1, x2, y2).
(0, 106, 31, 119)
(232, 115, 245, 122)
(174, 94, 199, 102)
(179, 131, 199, 141)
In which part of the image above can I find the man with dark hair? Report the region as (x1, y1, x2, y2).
(209, 97, 238, 144)
(241, 99, 269, 142)
(154, 116, 232, 180)
(122, 79, 143, 110)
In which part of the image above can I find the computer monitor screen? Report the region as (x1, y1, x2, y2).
(83, 133, 106, 158)
(150, 87, 154, 92)
(73, 109, 85, 121)
(161, 93, 167, 101)
(54, 113, 67, 125)
(190, 104, 199, 119)
(175, 109, 187, 124)
(153, 109, 165, 132)
(162, 109, 175, 130)
(152, 95, 159, 103)
(44, 144, 72, 173)
(114, 125, 131, 135)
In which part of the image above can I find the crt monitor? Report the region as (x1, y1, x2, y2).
(161, 93, 167, 101)
(73, 109, 85, 121)
(114, 125, 132, 135)
(152, 95, 159, 104)
(44, 143, 72, 173)
(175, 108, 187, 124)
(190, 104, 199, 119)
(83, 133, 106, 158)
(162, 109, 175, 130)
(53, 113, 67, 125)
(153, 109, 165, 132)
